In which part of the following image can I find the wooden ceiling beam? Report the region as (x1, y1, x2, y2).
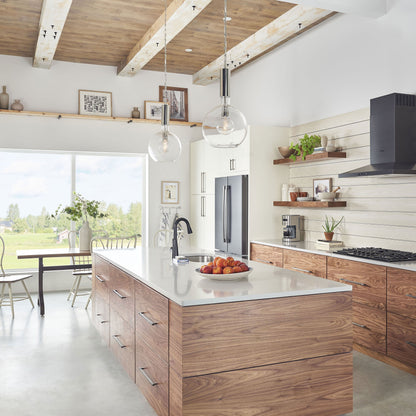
(193, 5, 335, 86)
(118, 0, 213, 76)
(33, 0, 73, 69)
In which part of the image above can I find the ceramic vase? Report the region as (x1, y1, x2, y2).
(324, 232, 334, 241)
(79, 221, 92, 251)
(131, 107, 140, 118)
(11, 99, 24, 111)
(0, 85, 9, 109)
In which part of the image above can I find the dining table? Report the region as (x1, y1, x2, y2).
(16, 248, 91, 316)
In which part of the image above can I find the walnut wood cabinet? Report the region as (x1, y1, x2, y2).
(283, 249, 327, 278)
(250, 243, 283, 267)
(93, 254, 353, 416)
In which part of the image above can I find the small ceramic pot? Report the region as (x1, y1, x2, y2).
(131, 107, 140, 118)
(11, 99, 23, 111)
(0, 85, 9, 109)
(290, 192, 298, 201)
(324, 232, 334, 241)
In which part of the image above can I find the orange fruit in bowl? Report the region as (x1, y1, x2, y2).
(214, 257, 222, 266)
(239, 263, 249, 272)
(232, 266, 242, 273)
(216, 258, 227, 268)
(213, 266, 223, 274)
(223, 266, 233, 274)
(207, 262, 213, 267)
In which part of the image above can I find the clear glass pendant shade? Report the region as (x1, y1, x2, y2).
(202, 98, 248, 148)
(148, 125, 182, 162)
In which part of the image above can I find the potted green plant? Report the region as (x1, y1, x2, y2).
(289, 134, 321, 161)
(322, 216, 344, 241)
(52, 193, 107, 250)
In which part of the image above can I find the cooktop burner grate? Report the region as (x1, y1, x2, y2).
(334, 247, 416, 262)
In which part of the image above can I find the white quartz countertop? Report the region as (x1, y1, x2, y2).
(251, 239, 416, 272)
(95, 247, 351, 306)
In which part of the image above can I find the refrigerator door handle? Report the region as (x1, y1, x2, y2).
(226, 185, 231, 243)
(222, 185, 227, 243)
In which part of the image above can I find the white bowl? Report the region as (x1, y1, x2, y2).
(318, 192, 335, 201)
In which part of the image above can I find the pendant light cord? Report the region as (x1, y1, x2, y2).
(164, 0, 167, 104)
(223, 0, 227, 70)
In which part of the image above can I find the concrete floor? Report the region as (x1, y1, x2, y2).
(1, 292, 415, 416)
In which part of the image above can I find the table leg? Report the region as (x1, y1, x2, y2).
(38, 258, 45, 316)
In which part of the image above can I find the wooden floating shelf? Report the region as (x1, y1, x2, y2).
(0, 109, 202, 127)
(273, 151, 346, 165)
(273, 201, 347, 208)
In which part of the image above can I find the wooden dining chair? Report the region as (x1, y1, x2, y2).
(0, 235, 34, 318)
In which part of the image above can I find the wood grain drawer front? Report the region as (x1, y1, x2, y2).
(93, 255, 110, 301)
(178, 353, 353, 416)
(93, 294, 110, 346)
(136, 337, 168, 416)
(170, 292, 352, 377)
(283, 249, 326, 278)
(135, 280, 169, 363)
(250, 243, 283, 267)
(387, 268, 416, 320)
(108, 264, 135, 323)
(110, 308, 135, 381)
(353, 302, 386, 354)
(387, 312, 416, 368)
(327, 257, 386, 310)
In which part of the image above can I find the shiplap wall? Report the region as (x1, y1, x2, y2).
(288, 108, 416, 251)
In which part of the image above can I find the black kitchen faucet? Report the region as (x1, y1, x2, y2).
(171, 217, 193, 259)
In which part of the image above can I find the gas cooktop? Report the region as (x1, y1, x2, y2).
(334, 247, 416, 263)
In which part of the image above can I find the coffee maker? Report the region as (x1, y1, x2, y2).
(282, 215, 302, 243)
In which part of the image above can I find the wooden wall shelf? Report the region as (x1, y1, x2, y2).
(273, 151, 346, 165)
(274, 201, 347, 208)
(0, 109, 202, 127)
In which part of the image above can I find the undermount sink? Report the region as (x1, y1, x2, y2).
(184, 255, 215, 263)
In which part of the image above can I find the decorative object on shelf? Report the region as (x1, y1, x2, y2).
(161, 181, 179, 204)
(158, 86, 188, 122)
(148, 0, 182, 163)
(322, 215, 344, 241)
(281, 184, 288, 201)
(313, 177, 332, 199)
(317, 186, 341, 202)
(52, 193, 108, 251)
(0, 85, 9, 109)
(326, 140, 336, 152)
(202, 0, 248, 148)
(278, 146, 296, 159)
(131, 107, 140, 118)
(321, 136, 328, 148)
(144, 100, 163, 120)
(10, 99, 24, 111)
(315, 239, 343, 250)
(297, 196, 314, 201)
(290, 191, 299, 201)
(289, 134, 321, 161)
(313, 146, 325, 153)
(79, 90, 112, 117)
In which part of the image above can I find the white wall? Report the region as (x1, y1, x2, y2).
(229, 0, 416, 127)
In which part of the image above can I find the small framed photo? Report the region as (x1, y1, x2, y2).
(159, 86, 188, 122)
(79, 90, 112, 116)
(145, 100, 163, 120)
(161, 181, 179, 204)
(313, 178, 332, 199)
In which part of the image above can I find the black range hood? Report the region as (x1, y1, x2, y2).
(339, 93, 416, 177)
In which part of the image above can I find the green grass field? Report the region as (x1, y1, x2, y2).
(2, 233, 71, 270)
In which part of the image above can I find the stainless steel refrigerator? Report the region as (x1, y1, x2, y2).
(215, 175, 248, 257)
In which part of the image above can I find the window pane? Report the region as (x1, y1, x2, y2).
(0, 152, 71, 269)
(75, 155, 144, 242)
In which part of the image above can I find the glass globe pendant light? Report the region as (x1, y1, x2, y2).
(202, 0, 248, 148)
(148, 0, 182, 162)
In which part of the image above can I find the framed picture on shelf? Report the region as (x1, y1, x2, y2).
(144, 100, 163, 120)
(313, 178, 332, 199)
(78, 90, 112, 116)
(159, 86, 188, 122)
(161, 181, 179, 204)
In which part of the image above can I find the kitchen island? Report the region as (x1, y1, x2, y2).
(92, 247, 353, 416)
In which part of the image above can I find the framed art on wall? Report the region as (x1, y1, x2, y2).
(144, 100, 163, 120)
(159, 86, 188, 122)
(313, 178, 332, 199)
(161, 181, 179, 204)
(79, 90, 112, 116)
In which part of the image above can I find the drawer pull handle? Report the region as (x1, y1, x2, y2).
(95, 275, 105, 283)
(100, 320, 108, 324)
(340, 278, 367, 287)
(407, 341, 416, 349)
(292, 267, 313, 274)
(139, 367, 158, 386)
(352, 322, 368, 329)
(113, 289, 126, 299)
(406, 293, 416, 300)
(256, 258, 273, 265)
(96, 313, 101, 316)
(139, 312, 158, 326)
(112, 335, 126, 349)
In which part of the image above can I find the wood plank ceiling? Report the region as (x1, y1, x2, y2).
(0, 0, 335, 84)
